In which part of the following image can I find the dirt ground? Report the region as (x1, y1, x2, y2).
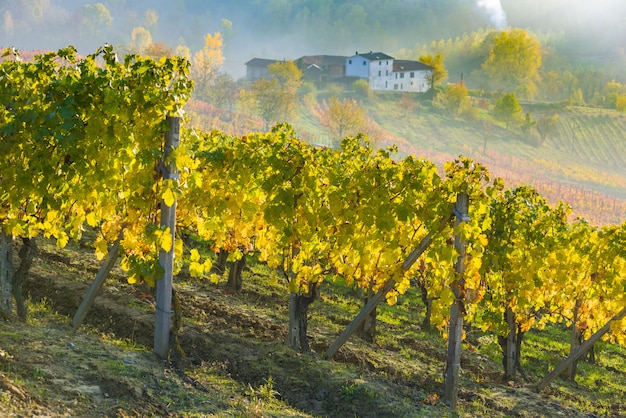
(0, 243, 619, 417)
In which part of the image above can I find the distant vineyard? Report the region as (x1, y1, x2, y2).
(548, 112, 626, 170)
(357, 103, 626, 226)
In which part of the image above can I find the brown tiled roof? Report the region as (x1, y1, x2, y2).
(245, 58, 281, 67)
(299, 55, 348, 66)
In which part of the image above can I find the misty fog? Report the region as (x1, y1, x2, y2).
(2, 0, 625, 80)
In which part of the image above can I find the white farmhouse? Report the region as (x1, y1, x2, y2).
(345, 51, 394, 91)
(345, 51, 433, 93)
(391, 60, 432, 93)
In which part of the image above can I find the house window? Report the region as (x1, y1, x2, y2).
(400, 73, 404, 78)
(385, 81, 388, 88)
(386, 70, 388, 76)
(363, 60, 366, 65)
(410, 72, 415, 78)
(394, 84, 398, 90)
(378, 71, 381, 76)
(386, 61, 389, 65)
(395, 73, 398, 79)
(349, 59, 352, 64)
(401, 84, 403, 90)
(379, 61, 382, 66)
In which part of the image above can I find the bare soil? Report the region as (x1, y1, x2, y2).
(0, 241, 620, 417)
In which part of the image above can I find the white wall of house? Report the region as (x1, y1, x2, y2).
(346, 53, 394, 91)
(390, 70, 431, 93)
(345, 55, 370, 79)
(369, 59, 393, 91)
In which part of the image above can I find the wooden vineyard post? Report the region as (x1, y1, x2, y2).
(536, 306, 626, 393)
(71, 232, 122, 328)
(324, 215, 453, 360)
(0, 231, 13, 314)
(504, 306, 517, 379)
(444, 193, 469, 411)
(154, 116, 180, 359)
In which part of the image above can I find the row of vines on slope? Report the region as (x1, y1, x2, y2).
(0, 47, 624, 409)
(177, 124, 626, 382)
(0, 46, 192, 318)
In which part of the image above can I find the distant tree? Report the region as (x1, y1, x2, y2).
(419, 53, 448, 89)
(144, 42, 172, 59)
(520, 112, 537, 136)
(482, 29, 542, 97)
(601, 80, 626, 109)
(433, 82, 470, 117)
(325, 83, 343, 98)
(493, 93, 523, 129)
(144, 9, 159, 32)
(616, 96, 626, 112)
(351, 79, 372, 100)
(209, 72, 239, 113)
(174, 44, 191, 60)
(561, 71, 580, 98)
(540, 71, 563, 101)
(248, 60, 302, 128)
(536, 114, 559, 145)
(298, 81, 318, 107)
(246, 78, 281, 129)
(316, 96, 366, 141)
(191, 32, 225, 99)
(570, 88, 585, 106)
(80, 3, 113, 40)
(131, 26, 152, 53)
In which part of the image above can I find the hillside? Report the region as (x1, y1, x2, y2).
(292, 97, 626, 226)
(1, 237, 624, 417)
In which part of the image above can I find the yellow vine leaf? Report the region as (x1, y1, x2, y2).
(162, 188, 176, 207)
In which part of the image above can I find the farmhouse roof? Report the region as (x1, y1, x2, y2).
(299, 55, 348, 66)
(354, 51, 394, 61)
(393, 60, 433, 72)
(245, 58, 282, 67)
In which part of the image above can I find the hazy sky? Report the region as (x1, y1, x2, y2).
(1, 0, 625, 78)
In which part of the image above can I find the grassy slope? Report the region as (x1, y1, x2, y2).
(1, 237, 625, 417)
(295, 95, 626, 225)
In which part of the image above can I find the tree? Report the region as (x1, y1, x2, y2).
(433, 82, 470, 117)
(248, 60, 302, 128)
(535, 114, 559, 145)
(570, 88, 585, 106)
(144, 9, 159, 32)
(144, 42, 173, 59)
(209, 72, 239, 113)
(80, 2, 113, 40)
(493, 92, 523, 129)
(174, 44, 191, 60)
(617, 95, 626, 112)
(540, 71, 563, 101)
(316, 97, 366, 141)
(130, 26, 152, 53)
(602, 80, 626, 109)
(191, 32, 225, 99)
(419, 53, 448, 89)
(482, 29, 542, 97)
(351, 79, 372, 100)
